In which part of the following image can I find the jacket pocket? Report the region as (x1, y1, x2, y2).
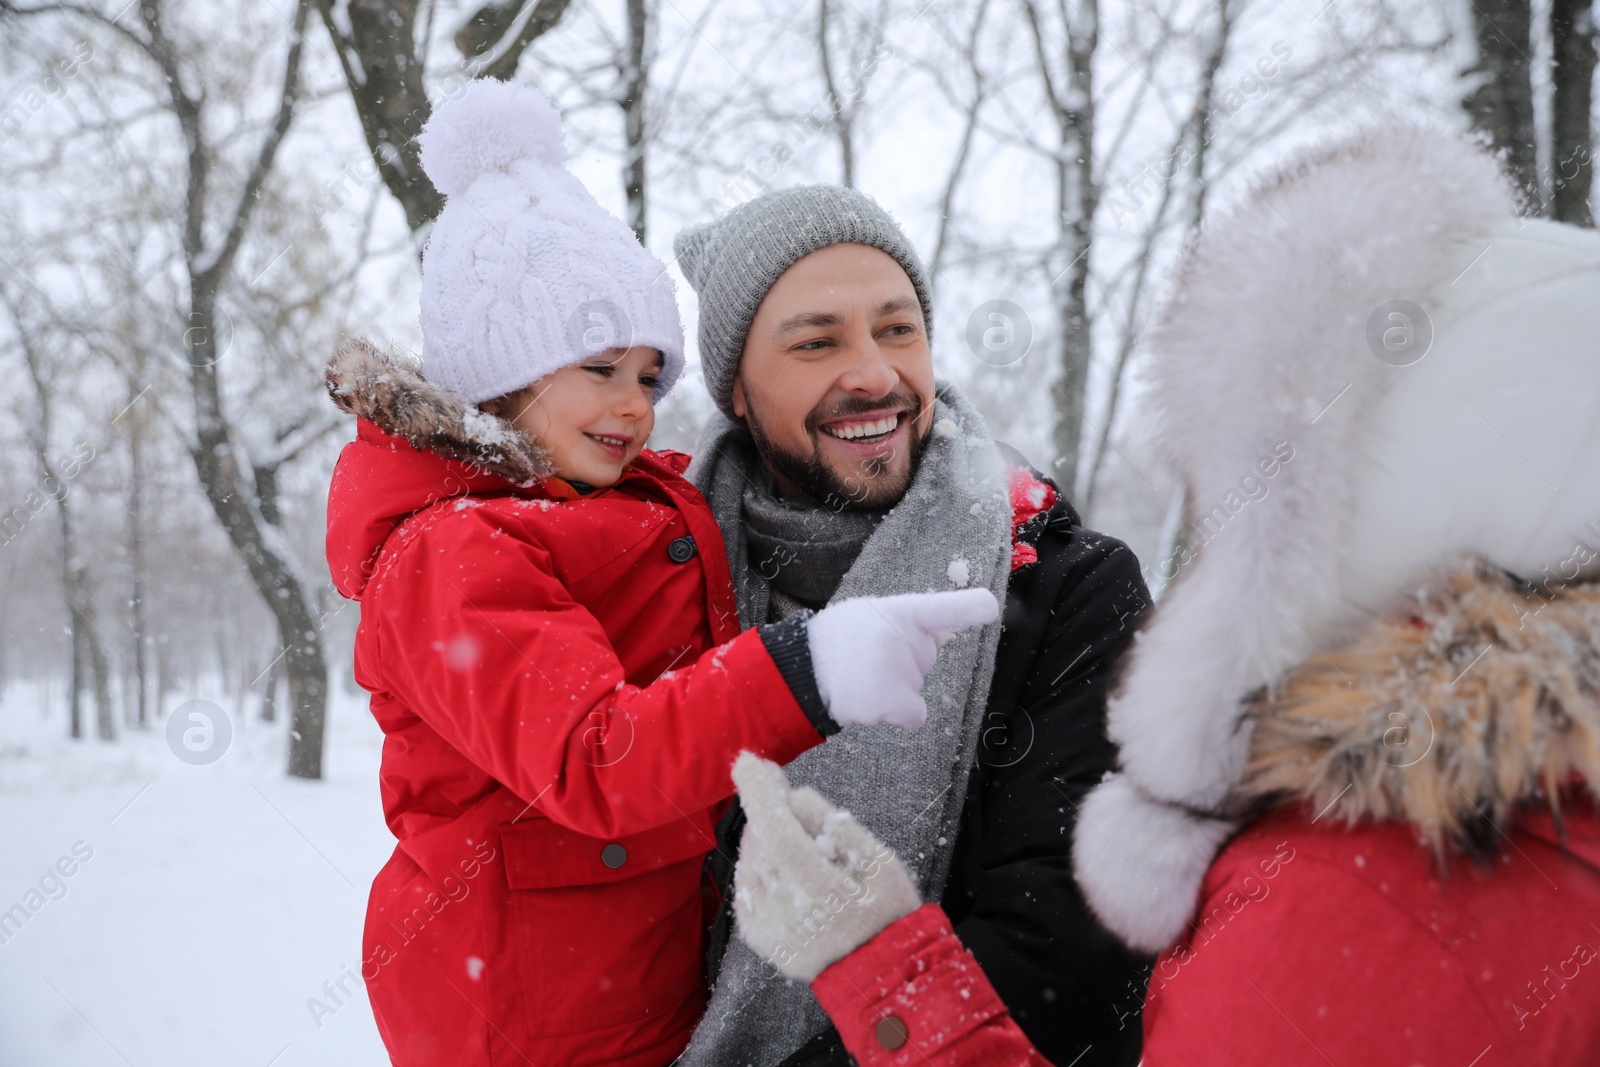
(500, 814, 714, 1036)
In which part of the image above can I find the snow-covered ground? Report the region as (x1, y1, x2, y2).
(0, 679, 395, 1065)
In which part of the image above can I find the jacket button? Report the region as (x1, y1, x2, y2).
(667, 536, 697, 563)
(600, 843, 627, 868)
(874, 1016, 908, 1050)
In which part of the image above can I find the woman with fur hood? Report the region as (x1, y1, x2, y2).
(322, 81, 995, 1067)
(721, 128, 1600, 1066)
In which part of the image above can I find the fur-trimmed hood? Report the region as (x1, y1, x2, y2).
(1073, 126, 1600, 955)
(323, 338, 557, 600)
(1236, 561, 1600, 856)
(325, 337, 552, 486)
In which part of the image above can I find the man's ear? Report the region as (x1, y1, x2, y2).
(730, 376, 749, 421)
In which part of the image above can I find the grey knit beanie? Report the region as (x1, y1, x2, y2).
(673, 186, 934, 419)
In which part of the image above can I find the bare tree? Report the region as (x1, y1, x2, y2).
(318, 0, 441, 234)
(318, 0, 575, 237)
(1082, 0, 1240, 511)
(1180, 0, 1238, 237)
(1461, 0, 1538, 205)
(1023, 0, 1099, 495)
(621, 0, 650, 239)
(814, 0, 889, 189)
(455, 0, 575, 77)
(817, 0, 854, 187)
(122, 364, 152, 728)
(922, 0, 996, 287)
(1549, 0, 1595, 225)
(4, 291, 115, 741)
(5, 0, 338, 776)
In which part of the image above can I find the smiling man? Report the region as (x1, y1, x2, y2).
(673, 186, 1152, 1067)
(736, 243, 932, 509)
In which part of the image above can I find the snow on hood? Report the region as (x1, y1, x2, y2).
(1235, 559, 1600, 860)
(324, 418, 522, 600)
(323, 338, 550, 600)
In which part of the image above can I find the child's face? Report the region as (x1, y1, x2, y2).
(498, 346, 662, 488)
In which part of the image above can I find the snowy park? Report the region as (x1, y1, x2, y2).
(0, 681, 393, 1064)
(2, 0, 1598, 1064)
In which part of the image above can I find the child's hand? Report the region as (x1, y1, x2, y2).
(730, 752, 921, 982)
(806, 589, 999, 729)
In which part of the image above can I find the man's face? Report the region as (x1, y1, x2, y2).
(732, 243, 935, 510)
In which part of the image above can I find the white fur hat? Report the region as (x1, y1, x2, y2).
(1073, 127, 1600, 954)
(417, 80, 684, 404)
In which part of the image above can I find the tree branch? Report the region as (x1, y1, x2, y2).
(196, 0, 309, 286)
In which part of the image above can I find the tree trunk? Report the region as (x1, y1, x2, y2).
(1051, 165, 1094, 498)
(261, 648, 284, 723)
(316, 0, 442, 234)
(1150, 483, 1190, 599)
(184, 285, 329, 778)
(57, 499, 83, 741)
(128, 0, 331, 777)
(927, 0, 995, 289)
(1084, 0, 1234, 512)
(252, 461, 285, 726)
(1462, 0, 1539, 207)
(1026, 0, 1100, 497)
(621, 0, 649, 242)
(1184, 0, 1235, 238)
(319, 0, 576, 236)
(73, 562, 116, 741)
(127, 375, 151, 728)
(12, 303, 102, 741)
(817, 0, 855, 188)
(1550, 0, 1596, 225)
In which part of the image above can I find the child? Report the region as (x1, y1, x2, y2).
(322, 81, 995, 1067)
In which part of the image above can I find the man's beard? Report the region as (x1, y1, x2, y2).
(745, 389, 930, 511)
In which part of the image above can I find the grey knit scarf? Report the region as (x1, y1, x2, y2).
(740, 470, 883, 614)
(678, 383, 1014, 1067)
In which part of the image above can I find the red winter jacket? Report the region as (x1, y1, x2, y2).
(326, 405, 825, 1066)
(808, 562, 1600, 1067)
(813, 803, 1600, 1067)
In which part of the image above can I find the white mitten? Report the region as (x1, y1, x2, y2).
(731, 752, 921, 982)
(806, 588, 999, 728)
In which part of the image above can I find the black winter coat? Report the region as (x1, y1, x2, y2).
(704, 452, 1153, 1067)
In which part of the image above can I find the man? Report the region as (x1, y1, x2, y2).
(703, 129, 1600, 1067)
(671, 186, 1152, 1067)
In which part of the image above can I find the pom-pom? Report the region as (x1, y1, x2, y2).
(418, 79, 567, 196)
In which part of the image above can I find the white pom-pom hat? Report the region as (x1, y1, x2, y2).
(416, 80, 684, 405)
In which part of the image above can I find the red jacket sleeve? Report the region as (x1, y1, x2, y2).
(367, 505, 823, 839)
(812, 904, 1053, 1067)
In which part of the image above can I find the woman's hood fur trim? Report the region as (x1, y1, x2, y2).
(1076, 560, 1600, 954)
(1237, 561, 1600, 857)
(325, 338, 553, 486)
(1071, 125, 1589, 955)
